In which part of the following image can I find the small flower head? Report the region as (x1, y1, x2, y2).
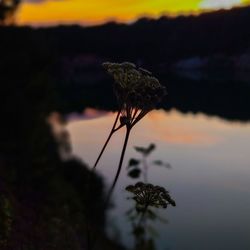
(128, 72, 167, 110)
(126, 182, 176, 210)
(102, 62, 140, 91)
(103, 62, 167, 127)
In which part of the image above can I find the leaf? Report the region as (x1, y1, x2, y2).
(128, 158, 140, 168)
(125, 208, 134, 216)
(148, 209, 169, 224)
(153, 160, 163, 166)
(128, 168, 141, 179)
(148, 210, 169, 224)
(134, 146, 147, 154)
(153, 160, 171, 169)
(133, 226, 145, 237)
(156, 215, 169, 224)
(147, 209, 157, 220)
(134, 143, 156, 156)
(146, 143, 156, 155)
(136, 204, 145, 213)
(169, 198, 176, 207)
(164, 163, 172, 169)
(147, 225, 159, 238)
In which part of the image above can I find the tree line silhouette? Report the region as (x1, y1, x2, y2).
(1, 5, 250, 64)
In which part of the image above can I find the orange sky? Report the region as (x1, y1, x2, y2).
(16, 0, 250, 26)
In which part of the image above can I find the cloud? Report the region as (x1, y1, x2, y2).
(199, 0, 242, 9)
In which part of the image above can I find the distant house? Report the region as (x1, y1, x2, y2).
(174, 57, 208, 70)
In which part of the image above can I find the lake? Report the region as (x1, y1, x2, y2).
(67, 108, 250, 250)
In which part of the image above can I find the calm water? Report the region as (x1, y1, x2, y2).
(67, 108, 250, 250)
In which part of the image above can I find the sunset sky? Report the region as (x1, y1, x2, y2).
(16, 0, 250, 26)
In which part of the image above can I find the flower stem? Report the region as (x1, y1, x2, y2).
(105, 126, 131, 206)
(92, 110, 121, 170)
(142, 156, 148, 183)
(87, 110, 121, 250)
(138, 204, 148, 227)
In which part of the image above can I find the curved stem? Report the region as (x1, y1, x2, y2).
(131, 108, 139, 123)
(142, 156, 148, 183)
(113, 123, 125, 133)
(135, 204, 148, 245)
(137, 204, 148, 227)
(92, 110, 121, 170)
(131, 110, 149, 128)
(88, 110, 121, 250)
(105, 126, 131, 206)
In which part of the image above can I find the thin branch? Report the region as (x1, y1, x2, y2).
(113, 123, 125, 132)
(142, 156, 148, 183)
(92, 110, 121, 170)
(138, 204, 148, 227)
(105, 126, 131, 206)
(131, 110, 149, 127)
(131, 108, 139, 123)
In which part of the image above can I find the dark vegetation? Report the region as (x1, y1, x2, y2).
(0, 50, 124, 249)
(0, 5, 124, 249)
(126, 144, 173, 250)
(0, 0, 20, 25)
(1, 6, 250, 63)
(127, 144, 171, 182)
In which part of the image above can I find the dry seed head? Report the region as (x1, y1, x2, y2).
(126, 182, 176, 209)
(103, 62, 167, 111)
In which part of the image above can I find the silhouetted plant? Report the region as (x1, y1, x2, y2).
(126, 182, 175, 250)
(92, 62, 167, 203)
(126, 182, 176, 210)
(0, 0, 20, 25)
(0, 195, 13, 248)
(127, 143, 171, 182)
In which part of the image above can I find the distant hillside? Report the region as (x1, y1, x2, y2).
(1, 5, 250, 67)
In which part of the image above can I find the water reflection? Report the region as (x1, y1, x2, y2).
(67, 109, 250, 250)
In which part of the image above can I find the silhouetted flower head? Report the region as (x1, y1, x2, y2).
(126, 182, 176, 210)
(103, 62, 167, 127)
(103, 62, 140, 90)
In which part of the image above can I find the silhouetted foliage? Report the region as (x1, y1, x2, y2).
(92, 62, 166, 206)
(0, 56, 123, 249)
(134, 144, 156, 156)
(127, 144, 171, 182)
(0, 0, 20, 25)
(126, 182, 175, 250)
(1, 6, 250, 61)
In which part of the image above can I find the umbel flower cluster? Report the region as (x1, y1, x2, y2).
(103, 62, 167, 128)
(93, 62, 167, 206)
(126, 182, 176, 210)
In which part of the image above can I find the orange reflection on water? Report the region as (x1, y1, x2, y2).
(66, 108, 250, 177)
(67, 109, 232, 149)
(133, 109, 221, 145)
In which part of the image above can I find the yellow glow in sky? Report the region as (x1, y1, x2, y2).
(16, 0, 250, 26)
